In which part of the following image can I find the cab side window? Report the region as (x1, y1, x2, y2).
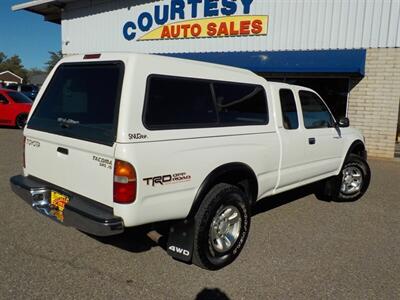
(279, 89, 298, 130)
(299, 91, 334, 129)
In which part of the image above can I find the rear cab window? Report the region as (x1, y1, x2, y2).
(28, 62, 124, 146)
(279, 89, 298, 130)
(143, 75, 268, 130)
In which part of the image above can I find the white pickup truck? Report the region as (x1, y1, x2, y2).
(10, 53, 370, 270)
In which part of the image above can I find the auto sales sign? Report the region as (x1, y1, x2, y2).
(123, 0, 268, 41)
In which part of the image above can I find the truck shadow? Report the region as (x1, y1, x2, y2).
(89, 184, 318, 254)
(87, 224, 161, 253)
(252, 183, 317, 216)
(196, 288, 230, 300)
(0, 125, 20, 129)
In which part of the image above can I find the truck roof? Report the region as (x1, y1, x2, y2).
(267, 80, 314, 92)
(59, 52, 266, 84)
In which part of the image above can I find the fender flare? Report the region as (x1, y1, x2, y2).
(345, 140, 367, 160)
(337, 139, 367, 173)
(186, 162, 258, 218)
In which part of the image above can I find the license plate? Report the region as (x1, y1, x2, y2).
(50, 191, 69, 212)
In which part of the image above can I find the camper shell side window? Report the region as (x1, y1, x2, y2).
(143, 74, 269, 130)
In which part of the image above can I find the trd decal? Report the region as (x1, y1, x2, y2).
(143, 172, 191, 186)
(92, 155, 113, 170)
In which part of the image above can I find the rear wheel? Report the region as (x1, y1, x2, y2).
(15, 114, 27, 129)
(192, 183, 251, 270)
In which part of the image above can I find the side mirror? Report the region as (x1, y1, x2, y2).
(338, 117, 350, 128)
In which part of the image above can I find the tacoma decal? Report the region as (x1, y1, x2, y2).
(92, 155, 113, 170)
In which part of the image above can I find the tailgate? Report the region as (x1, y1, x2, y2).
(24, 61, 124, 207)
(24, 131, 115, 207)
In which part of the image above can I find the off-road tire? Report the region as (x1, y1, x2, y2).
(192, 183, 251, 270)
(315, 154, 371, 202)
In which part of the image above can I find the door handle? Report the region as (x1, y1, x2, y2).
(308, 137, 316, 145)
(57, 147, 69, 155)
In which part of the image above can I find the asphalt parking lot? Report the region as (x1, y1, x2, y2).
(0, 128, 399, 299)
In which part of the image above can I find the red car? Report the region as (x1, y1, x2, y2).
(0, 89, 33, 129)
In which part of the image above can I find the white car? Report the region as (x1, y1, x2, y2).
(10, 53, 370, 270)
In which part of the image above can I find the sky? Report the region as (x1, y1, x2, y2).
(0, 1, 61, 70)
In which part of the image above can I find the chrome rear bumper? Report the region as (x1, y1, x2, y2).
(10, 175, 124, 237)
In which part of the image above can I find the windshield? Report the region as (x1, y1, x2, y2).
(8, 91, 33, 103)
(28, 61, 124, 146)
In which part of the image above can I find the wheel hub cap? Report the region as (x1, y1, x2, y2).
(340, 166, 363, 195)
(209, 205, 242, 254)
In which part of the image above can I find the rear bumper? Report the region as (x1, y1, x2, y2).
(10, 175, 124, 237)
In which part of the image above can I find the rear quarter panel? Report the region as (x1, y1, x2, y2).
(114, 57, 280, 226)
(114, 132, 280, 227)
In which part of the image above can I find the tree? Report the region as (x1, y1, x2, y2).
(0, 54, 27, 82)
(0, 52, 6, 64)
(45, 50, 63, 72)
(26, 67, 47, 84)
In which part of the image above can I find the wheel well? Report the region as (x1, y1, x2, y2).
(16, 113, 28, 120)
(347, 140, 367, 160)
(15, 113, 28, 126)
(188, 163, 258, 218)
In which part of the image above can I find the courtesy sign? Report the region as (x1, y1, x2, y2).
(123, 0, 268, 41)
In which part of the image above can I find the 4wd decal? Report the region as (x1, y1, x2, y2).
(143, 172, 191, 186)
(168, 245, 190, 257)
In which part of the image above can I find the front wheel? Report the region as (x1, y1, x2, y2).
(192, 183, 251, 270)
(316, 154, 371, 202)
(337, 154, 371, 201)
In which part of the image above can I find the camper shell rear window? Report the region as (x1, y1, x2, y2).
(28, 61, 124, 146)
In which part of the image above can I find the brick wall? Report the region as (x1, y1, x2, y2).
(348, 48, 400, 158)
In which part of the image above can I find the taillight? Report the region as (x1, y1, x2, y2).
(113, 160, 136, 204)
(23, 136, 26, 168)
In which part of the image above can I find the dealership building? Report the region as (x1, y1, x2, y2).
(14, 0, 400, 158)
